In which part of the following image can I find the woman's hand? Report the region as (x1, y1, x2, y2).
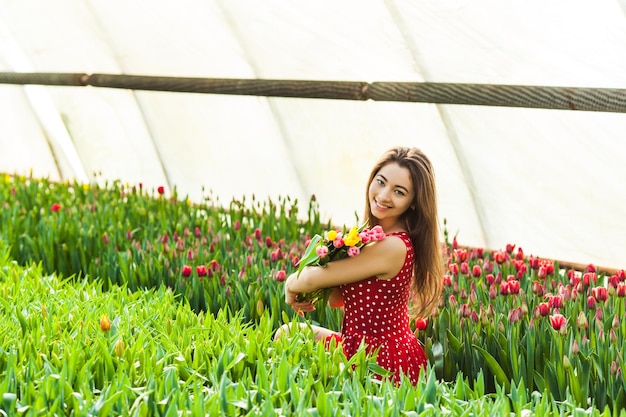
(285, 272, 316, 315)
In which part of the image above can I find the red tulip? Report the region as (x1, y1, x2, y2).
(181, 265, 192, 277)
(486, 274, 495, 285)
(549, 313, 567, 333)
(275, 270, 287, 282)
(592, 286, 608, 302)
(529, 256, 539, 270)
(506, 243, 515, 254)
(196, 265, 208, 277)
(617, 284, 626, 297)
(494, 251, 506, 264)
(460, 262, 469, 275)
(50, 203, 62, 212)
(508, 280, 521, 295)
(415, 318, 429, 330)
(549, 295, 563, 309)
(472, 265, 482, 278)
(532, 280, 545, 297)
(157, 186, 165, 195)
(583, 273, 596, 287)
(454, 248, 467, 263)
(587, 295, 596, 310)
(537, 302, 550, 317)
(538, 266, 547, 279)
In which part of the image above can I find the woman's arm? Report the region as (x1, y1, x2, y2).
(285, 235, 407, 295)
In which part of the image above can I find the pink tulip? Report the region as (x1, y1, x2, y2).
(370, 225, 385, 241)
(196, 265, 208, 277)
(315, 245, 329, 258)
(347, 246, 360, 257)
(509, 307, 523, 323)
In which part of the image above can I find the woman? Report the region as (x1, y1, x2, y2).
(276, 146, 443, 385)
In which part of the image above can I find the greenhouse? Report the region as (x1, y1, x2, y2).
(1, 0, 626, 415)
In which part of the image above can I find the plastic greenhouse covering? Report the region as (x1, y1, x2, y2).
(1, 0, 625, 269)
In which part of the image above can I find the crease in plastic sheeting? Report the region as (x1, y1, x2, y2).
(384, 0, 489, 247)
(214, 0, 311, 201)
(0, 17, 89, 183)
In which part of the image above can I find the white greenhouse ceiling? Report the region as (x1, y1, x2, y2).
(1, 0, 625, 269)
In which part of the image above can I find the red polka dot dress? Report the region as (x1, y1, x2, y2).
(327, 231, 427, 385)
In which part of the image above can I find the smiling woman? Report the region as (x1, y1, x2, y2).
(275, 146, 443, 385)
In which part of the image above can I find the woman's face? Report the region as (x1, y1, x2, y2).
(368, 162, 414, 224)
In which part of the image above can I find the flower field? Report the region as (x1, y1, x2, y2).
(0, 172, 625, 416)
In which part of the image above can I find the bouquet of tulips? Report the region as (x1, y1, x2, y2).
(295, 224, 386, 304)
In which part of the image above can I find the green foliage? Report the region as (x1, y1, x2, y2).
(2, 173, 626, 415)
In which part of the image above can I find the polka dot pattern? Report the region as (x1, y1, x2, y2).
(326, 231, 427, 385)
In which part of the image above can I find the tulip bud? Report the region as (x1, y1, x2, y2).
(587, 296, 596, 310)
(612, 314, 620, 329)
(562, 355, 571, 370)
(100, 314, 111, 332)
(115, 339, 125, 358)
(611, 360, 619, 375)
(595, 307, 603, 323)
(571, 339, 580, 355)
(610, 328, 618, 344)
(577, 311, 589, 330)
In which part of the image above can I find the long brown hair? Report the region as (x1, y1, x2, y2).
(363, 147, 443, 318)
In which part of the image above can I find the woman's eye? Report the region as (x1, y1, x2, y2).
(395, 190, 405, 196)
(377, 179, 384, 185)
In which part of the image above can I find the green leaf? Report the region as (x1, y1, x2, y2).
(472, 344, 511, 391)
(296, 234, 323, 276)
